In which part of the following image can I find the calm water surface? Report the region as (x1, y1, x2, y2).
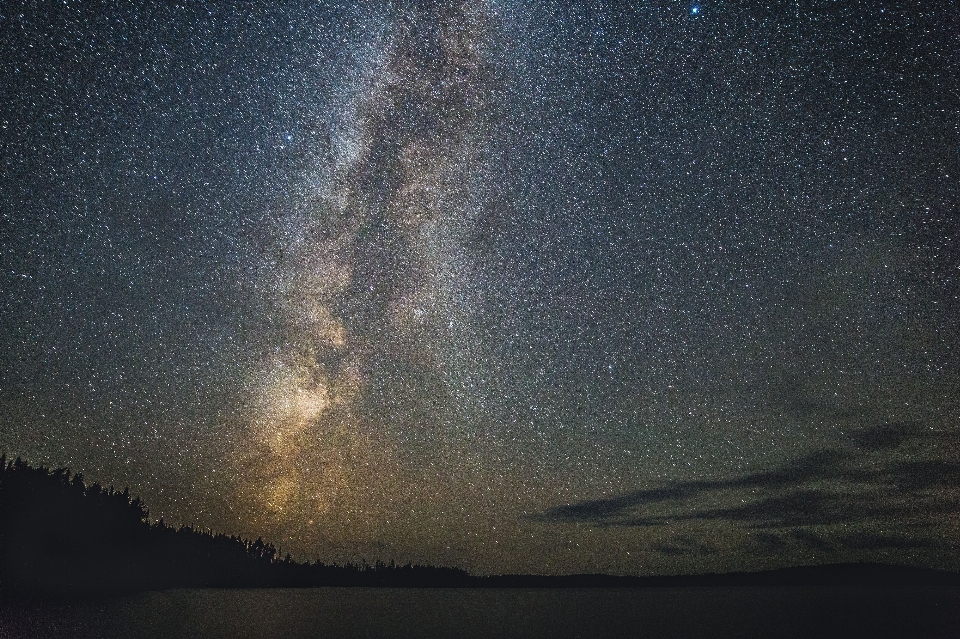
(2, 586, 958, 638)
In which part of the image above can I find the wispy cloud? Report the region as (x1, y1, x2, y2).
(536, 422, 959, 556)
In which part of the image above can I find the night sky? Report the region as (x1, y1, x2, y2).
(2, 0, 958, 576)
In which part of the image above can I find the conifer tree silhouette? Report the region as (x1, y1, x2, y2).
(0, 455, 472, 595)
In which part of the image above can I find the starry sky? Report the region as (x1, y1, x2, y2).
(2, 0, 958, 576)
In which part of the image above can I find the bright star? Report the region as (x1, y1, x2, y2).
(691, 5, 701, 15)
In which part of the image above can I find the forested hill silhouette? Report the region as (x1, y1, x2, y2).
(2, 456, 957, 597)
(0, 456, 469, 596)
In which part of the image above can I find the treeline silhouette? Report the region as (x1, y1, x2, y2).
(0, 455, 470, 596)
(3, 455, 958, 597)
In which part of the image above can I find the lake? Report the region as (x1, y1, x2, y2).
(2, 586, 958, 638)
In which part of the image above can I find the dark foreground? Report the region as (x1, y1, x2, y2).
(3, 457, 960, 637)
(2, 585, 959, 639)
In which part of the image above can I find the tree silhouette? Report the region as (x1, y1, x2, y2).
(0, 455, 471, 596)
(4, 454, 951, 597)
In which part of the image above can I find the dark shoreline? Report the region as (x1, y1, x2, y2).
(3, 457, 958, 599)
(4, 562, 959, 602)
(468, 563, 960, 589)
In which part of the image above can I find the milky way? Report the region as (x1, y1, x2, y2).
(230, 1, 511, 558)
(2, 1, 958, 574)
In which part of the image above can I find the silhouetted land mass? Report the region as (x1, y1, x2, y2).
(2, 456, 957, 598)
(0, 456, 472, 596)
